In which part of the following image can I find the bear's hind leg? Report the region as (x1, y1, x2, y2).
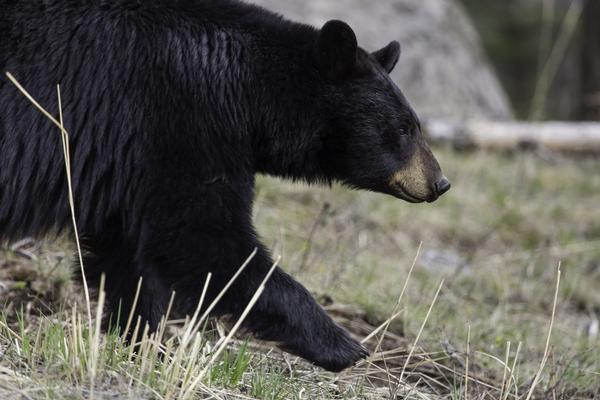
(82, 235, 171, 337)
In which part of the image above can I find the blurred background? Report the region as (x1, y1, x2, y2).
(255, 0, 599, 123)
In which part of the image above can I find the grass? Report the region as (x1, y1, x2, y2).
(1, 147, 600, 399)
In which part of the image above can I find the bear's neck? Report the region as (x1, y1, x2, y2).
(243, 25, 329, 184)
(157, 10, 328, 184)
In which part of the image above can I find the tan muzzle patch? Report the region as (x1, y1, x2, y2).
(389, 150, 433, 201)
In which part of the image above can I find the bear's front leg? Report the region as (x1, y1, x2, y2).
(241, 252, 370, 372)
(160, 229, 368, 371)
(139, 177, 368, 371)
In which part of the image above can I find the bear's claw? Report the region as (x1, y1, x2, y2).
(278, 323, 369, 372)
(311, 331, 369, 372)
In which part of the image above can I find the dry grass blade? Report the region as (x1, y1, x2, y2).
(361, 242, 422, 345)
(58, 83, 92, 330)
(465, 322, 471, 400)
(525, 264, 561, 400)
(156, 289, 177, 345)
(198, 248, 258, 324)
(399, 280, 444, 384)
(5, 72, 93, 329)
(500, 341, 511, 400)
(360, 309, 404, 346)
(123, 277, 144, 340)
(5, 72, 63, 129)
(89, 274, 106, 400)
(181, 273, 212, 346)
(508, 342, 522, 400)
(0, 320, 22, 341)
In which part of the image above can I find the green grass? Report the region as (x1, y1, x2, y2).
(1, 148, 600, 399)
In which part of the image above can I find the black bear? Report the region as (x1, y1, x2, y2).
(0, 0, 450, 371)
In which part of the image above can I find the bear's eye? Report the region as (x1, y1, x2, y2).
(396, 123, 412, 137)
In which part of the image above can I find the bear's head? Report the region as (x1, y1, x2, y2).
(315, 20, 450, 203)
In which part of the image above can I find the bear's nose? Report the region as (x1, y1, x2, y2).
(435, 176, 451, 197)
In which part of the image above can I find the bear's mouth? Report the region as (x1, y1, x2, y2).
(389, 184, 425, 203)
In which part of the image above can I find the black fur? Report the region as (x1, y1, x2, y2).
(0, 0, 446, 371)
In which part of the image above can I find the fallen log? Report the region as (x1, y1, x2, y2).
(425, 120, 600, 153)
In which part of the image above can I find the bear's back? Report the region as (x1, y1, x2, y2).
(0, 0, 318, 242)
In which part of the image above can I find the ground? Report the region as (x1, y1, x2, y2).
(1, 147, 599, 399)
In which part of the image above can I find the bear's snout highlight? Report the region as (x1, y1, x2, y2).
(389, 146, 448, 203)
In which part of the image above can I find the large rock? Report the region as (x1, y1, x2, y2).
(251, 0, 513, 120)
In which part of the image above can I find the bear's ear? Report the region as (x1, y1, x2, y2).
(372, 41, 401, 74)
(317, 20, 358, 80)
